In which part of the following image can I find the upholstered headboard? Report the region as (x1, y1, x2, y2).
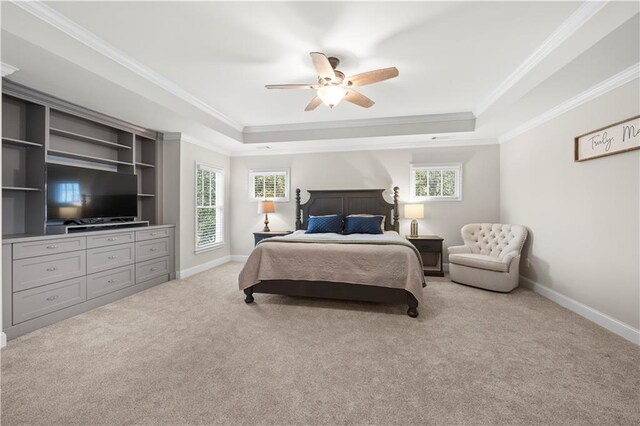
(295, 187, 400, 232)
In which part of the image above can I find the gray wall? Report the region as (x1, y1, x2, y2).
(500, 79, 640, 329)
(230, 144, 501, 257)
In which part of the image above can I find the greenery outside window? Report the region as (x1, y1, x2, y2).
(249, 169, 289, 202)
(410, 163, 462, 201)
(195, 162, 224, 252)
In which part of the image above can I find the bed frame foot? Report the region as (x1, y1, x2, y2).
(407, 293, 418, 318)
(244, 288, 254, 304)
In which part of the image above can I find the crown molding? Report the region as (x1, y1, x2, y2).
(181, 134, 232, 157)
(499, 63, 639, 143)
(231, 137, 497, 157)
(1, 62, 19, 77)
(11, 0, 244, 133)
(474, 1, 608, 117)
(243, 112, 475, 134)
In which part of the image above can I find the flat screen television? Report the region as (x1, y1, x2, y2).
(47, 164, 137, 221)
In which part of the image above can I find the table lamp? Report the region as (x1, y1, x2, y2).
(404, 204, 425, 237)
(257, 200, 276, 232)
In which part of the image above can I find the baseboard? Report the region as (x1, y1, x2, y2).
(520, 276, 639, 345)
(177, 255, 231, 279)
(230, 255, 249, 263)
(0, 332, 6, 349)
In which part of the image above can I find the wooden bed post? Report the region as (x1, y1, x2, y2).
(295, 188, 302, 230)
(393, 186, 400, 233)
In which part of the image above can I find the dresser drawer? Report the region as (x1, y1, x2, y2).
(136, 228, 170, 242)
(13, 237, 86, 260)
(87, 243, 135, 275)
(136, 238, 170, 263)
(87, 265, 135, 300)
(87, 231, 135, 249)
(13, 277, 86, 324)
(13, 251, 86, 292)
(136, 256, 170, 283)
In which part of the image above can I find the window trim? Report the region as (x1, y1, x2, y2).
(248, 168, 290, 202)
(194, 162, 225, 253)
(410, 163, 463, 201)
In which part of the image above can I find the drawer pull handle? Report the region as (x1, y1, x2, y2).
(107, 238, 118, 241)
(150, 267, 158, 271)
(107, 279, 116, 284)
(149, 248, 157, 252)
(46, 245, 59, 249)
(150, 233, 158, 236)
(46, 267, 58, 272)
(108, 255, 118, 260)
(46, 295, 59, 302)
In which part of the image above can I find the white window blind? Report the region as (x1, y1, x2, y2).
(195, 163, 224, 251)
(249, 169, 289, 202)
(410, 163, 462, 201)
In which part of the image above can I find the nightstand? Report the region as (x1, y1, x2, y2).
(406, 235, 445, 277)
(253, 231, 293, 246)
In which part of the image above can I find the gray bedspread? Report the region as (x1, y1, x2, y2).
(238, 231, 425, 305)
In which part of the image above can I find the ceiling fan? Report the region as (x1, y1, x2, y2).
(266, 52, 399, 111)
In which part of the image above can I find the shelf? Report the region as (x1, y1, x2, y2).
(137, 193, 155, 197)
(2, 137, 43, 148)
(50, 127, 132, 150)
(2, 186, 41, 192)
(47, 149, 134, 166)
(135, 162, 155, 168)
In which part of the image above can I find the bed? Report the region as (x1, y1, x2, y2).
(238, 187, 425, 317)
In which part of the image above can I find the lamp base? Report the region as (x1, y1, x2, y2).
(410, 219, 419, 237)
(263, 213, 270, 232)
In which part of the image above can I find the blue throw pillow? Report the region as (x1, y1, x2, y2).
(305, 214, 343, 234)
(343, 216, 384, 235)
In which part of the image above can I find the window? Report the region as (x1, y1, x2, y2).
(249, 169, 289, 202)
(410, 163, 462, 201)
(195, 163, 224, 252)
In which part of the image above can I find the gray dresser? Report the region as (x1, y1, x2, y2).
(2, 225, 175, 340)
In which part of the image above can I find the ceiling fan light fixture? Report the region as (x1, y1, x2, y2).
(317, 85, 347, 108)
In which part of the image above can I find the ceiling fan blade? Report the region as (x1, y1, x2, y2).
(344, 90, 375, 108)
(344, 89, 375, 108)
(310, 52, 336, 81)
(265, 84, 318, 90)
(347, 67, 399, 87)
(304, 96, 323, 111)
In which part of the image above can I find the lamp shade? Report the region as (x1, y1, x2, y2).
(257, 200, 276, 214)
(404, 204, 424, 219)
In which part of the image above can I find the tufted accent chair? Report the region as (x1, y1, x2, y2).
(448, 223, 527, 292)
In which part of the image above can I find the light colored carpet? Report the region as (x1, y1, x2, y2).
(1, 262, 639, 425)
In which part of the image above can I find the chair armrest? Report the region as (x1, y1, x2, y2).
(448, 245, 472, 255)
(502, 252, 520, 267)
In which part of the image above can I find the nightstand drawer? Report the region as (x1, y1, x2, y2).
(253, 231, 292, 246)
(410, 239, 442, 251)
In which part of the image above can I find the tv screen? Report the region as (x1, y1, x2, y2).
(47, 164, 137, 221)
